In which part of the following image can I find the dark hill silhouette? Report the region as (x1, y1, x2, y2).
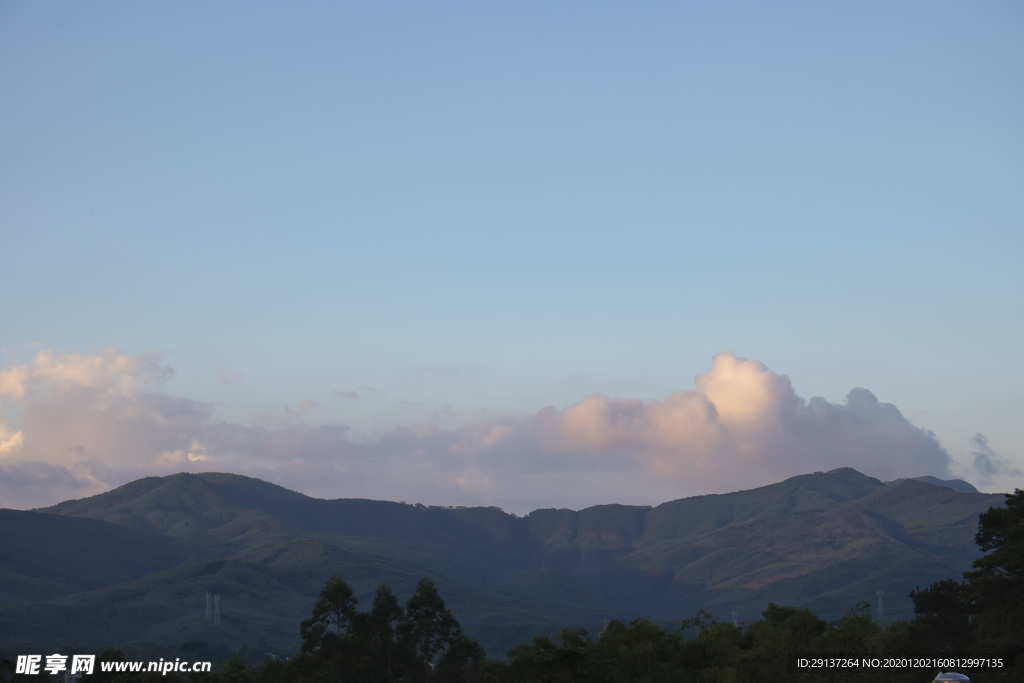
(0, 509, 183, 603)
(1, 468, 1004, 656)
(883, 475, 979, 493)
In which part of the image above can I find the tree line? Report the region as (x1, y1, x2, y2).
(2, 490, 1020, 682)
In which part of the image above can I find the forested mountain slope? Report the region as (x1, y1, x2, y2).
(0, 468, 1003, 656)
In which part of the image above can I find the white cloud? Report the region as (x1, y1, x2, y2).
(0, 424, 23, 455)
(0, 347, 172, 400)
(0, 348, 963, 512)
(428, 353, 955, 506)
(0, 348, 208, 507)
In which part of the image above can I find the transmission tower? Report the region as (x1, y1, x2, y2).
(876, 590, 884, 619)
(205, 592, 211, 623)
(214, 594, 221, 627)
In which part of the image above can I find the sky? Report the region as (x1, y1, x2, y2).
(1, 1, 1022, 514)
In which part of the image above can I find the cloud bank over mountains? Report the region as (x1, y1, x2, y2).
(0, 348, 963, 511)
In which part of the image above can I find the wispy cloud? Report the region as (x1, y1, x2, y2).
(418, 364, 473, 377)
(970, 433, 1021, 485)
(218, 370, 243, 385)
(251, 400, 318, 429)
(430, 403, 457, 422)
(334, 386, 382, 400)
(0, 460, 93, 510)
(0, 348, 965, 512)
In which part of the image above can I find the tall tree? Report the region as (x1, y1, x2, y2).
(401, 578, 461, 682)
(910, 489, 1024, 680)
(909, 579, 972, 656)
(431, 633, 486, 683)
(300, 574, 357, 655)
(964, 489, 1024, 667)
(352, 583, 409, 682)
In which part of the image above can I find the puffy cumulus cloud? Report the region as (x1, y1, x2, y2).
(0, 348, 210, 506)
(0, 348, 960, 513)
(0, 424, 23, 455)
(0, 347, 172, 400)
(437, 353, 955, 505)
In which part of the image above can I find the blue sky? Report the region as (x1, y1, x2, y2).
(1, 1, 1022, 512)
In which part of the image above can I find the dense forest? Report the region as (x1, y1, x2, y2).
(2, 490, 1020, 682)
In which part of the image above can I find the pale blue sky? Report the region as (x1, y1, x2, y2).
(1, 1, 1022, 509)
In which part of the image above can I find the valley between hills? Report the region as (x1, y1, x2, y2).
(0, 467, 1004, 658)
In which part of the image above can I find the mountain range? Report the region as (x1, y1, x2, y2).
(0, 468, 1005, 658)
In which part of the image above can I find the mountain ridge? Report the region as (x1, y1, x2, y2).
(2, 467, 1006, 657)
